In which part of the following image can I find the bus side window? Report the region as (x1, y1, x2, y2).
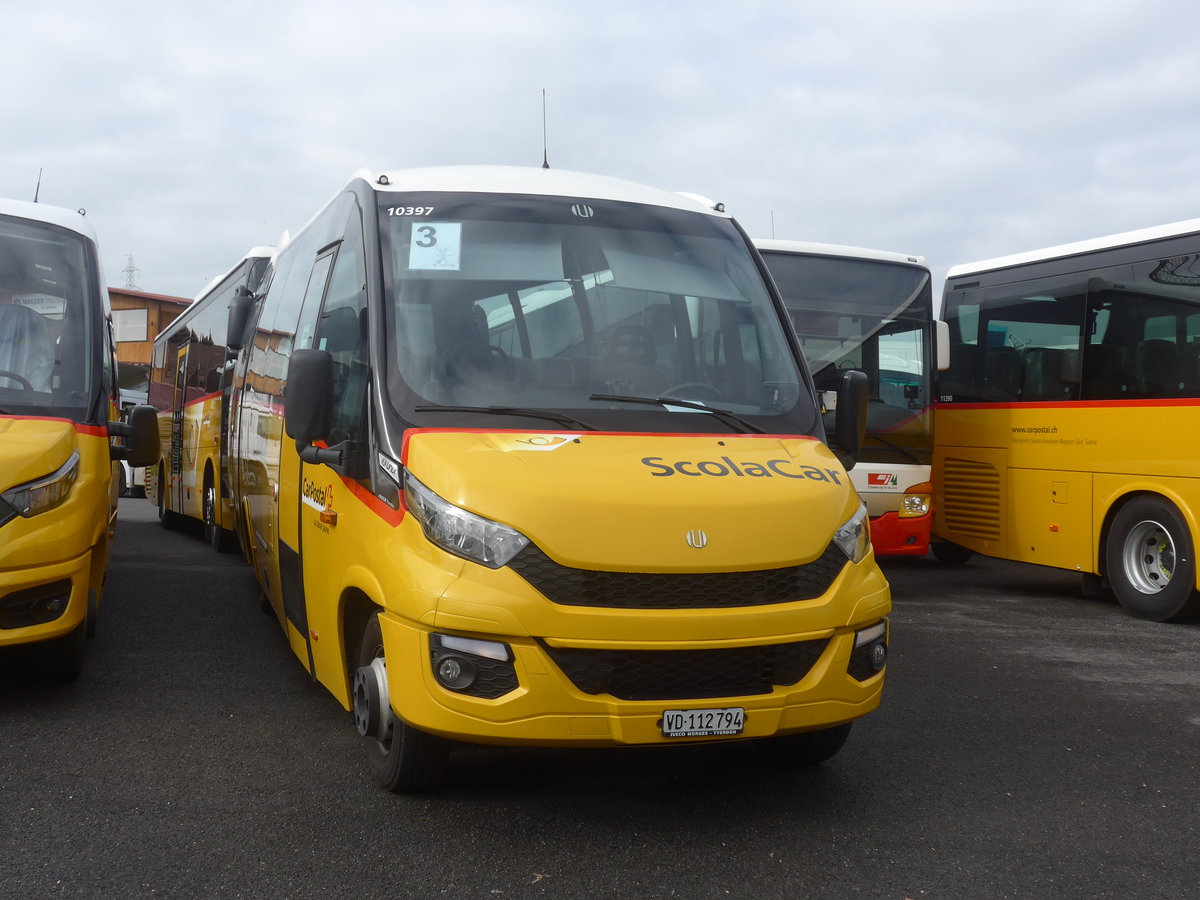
(313, 203, 368, 462)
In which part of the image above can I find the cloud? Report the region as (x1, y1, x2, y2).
(3, 0, 1200, 299)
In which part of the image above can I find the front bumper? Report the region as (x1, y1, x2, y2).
(377, 593, 889, 748)
(0, 551, 91, 647)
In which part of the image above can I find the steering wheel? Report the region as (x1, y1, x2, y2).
(661, 382, 723, 402)
(0, 370, 33, 390)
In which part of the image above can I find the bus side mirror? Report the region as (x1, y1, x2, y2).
(285, 349, 349, 470)
(935, 320, 950, 371)
(109, 405, 159, 467)
(226, 287, 256, 353)
(284, 349, 333, 444)
(833, 369, 869, 471)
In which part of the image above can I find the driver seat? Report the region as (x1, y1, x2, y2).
(0, 303, 54, 392)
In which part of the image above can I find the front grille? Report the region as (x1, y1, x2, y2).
(509, 543, 847, 610)
(540, 638, 829, 700)
(941, 457, 1002, 541)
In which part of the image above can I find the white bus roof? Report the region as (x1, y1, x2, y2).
(0, 197, 99, 244)
(193, 245, 276, 302)
(357, 165, 729, 216)
(753, 237, 927, 268)
(947, 217, 1200, 280)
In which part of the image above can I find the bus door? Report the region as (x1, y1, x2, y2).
(169, 342, 189, 513)
(296, 234, 369, 686)
(276, 249, 337, 667)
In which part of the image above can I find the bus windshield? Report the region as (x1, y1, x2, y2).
(761, 250, 933, 461)
(379, 194, 813, 434)
(0, 213, 96, 419)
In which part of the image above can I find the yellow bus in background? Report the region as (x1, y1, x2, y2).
(936, 218, 1200, 621)
(0, 198, 157, 678)
(756, 240, 949, 559)
(223, 166, 891, 791)
(147, 247, 272, 551)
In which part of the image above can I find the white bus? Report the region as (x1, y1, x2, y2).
(756, 240, 948, 558)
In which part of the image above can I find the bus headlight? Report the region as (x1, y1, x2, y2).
(832, 501, 871, 563)
(1, 451, 79, 518)
(900, 481, 932, 518)
(404, 474, 530, 568)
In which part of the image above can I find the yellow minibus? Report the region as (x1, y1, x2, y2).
(225, 166, 891, 789)
(0, 198, 157, 678)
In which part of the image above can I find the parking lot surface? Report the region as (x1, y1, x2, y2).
(2, 498, 1198, 899)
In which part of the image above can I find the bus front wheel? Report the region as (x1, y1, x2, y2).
(157, 465, 179, 530)
(1105, 496, 1200, 622)
(203, 476, 236, 553)
(355, 614, 450, 792)
(41, 621, 86, 682)
(931, 540, 973, 565)
(754, 722, 853, 766)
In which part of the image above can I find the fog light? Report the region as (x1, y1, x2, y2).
(436, 655, 477, 690)
(871, 642, 887, 669)
(0, 580, 73, 629)
(848, 619, 888, 681)
(429, 633, 520, 698)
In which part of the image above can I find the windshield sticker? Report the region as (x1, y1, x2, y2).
(408, 222, 461, 271)
(12, 294, 66, 318)
(507, 435, 578, 451)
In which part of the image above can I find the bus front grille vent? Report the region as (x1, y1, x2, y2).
(538, 638, 831, 701)
(942, 457, 1002, 541)
(509, 543, 847, 610)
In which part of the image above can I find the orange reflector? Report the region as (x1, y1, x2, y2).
(320, 508, 338, 526)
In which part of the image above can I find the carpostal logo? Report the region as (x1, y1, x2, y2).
(301, 476, 333, 511)
(641, 455, 844, 485)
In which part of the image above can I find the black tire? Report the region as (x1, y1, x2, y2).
(118, 465, 129, 498)
(755, 722, 853, 766)
(41, 621, 86, 682)
(931, 540, 973, 565)
(157, 464, 179, 530)
(357, 613, 449, 792)
(203, 475, 236, 553)
(1105, 496, 1200, 622)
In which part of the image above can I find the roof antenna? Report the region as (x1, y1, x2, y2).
(541, 89, 550, 169)
(33, 168, 42, 203)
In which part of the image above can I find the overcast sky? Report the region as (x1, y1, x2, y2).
(4, 0, 1199, 304)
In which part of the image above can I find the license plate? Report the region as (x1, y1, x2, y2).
(661, 707, 745, 738)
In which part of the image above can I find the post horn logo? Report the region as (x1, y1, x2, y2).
(686, 529, 708, 549)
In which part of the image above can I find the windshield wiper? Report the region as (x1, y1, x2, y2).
(413, 405, 597, 431)
(588, 393, 765, 434)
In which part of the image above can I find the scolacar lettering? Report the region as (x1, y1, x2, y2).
(641, 455, 843, 484)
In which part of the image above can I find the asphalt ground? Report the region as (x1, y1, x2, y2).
(2, 497, 1198, 899)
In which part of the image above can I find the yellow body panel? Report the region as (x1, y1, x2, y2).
(0, 417, 114, 647)
(288, 430, 889, 747)
(935, 402, 1200, 584)
(154, 392, 225, 526)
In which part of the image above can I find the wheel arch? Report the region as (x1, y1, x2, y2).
(341, 588, 383, 704)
